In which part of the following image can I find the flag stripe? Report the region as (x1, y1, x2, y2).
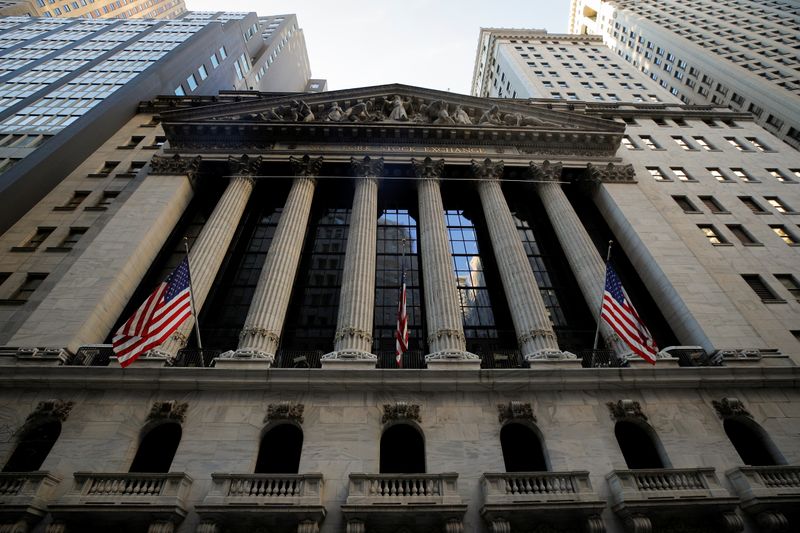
(395, 270, 408, 367)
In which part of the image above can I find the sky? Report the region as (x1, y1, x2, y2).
(186, 0, 573, 94)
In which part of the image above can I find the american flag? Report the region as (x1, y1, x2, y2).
(113, 257, 193, 368)
(395, 269, 408, 368)
(600, 262, 658, 364)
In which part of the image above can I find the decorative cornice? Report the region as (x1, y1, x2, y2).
(382, 402, 421, 424)
(350, 156, 384, 177)
(149, 154, 201, 177)
(290, 154, 324, 178)
(527, 160, 563, 182)
(712, 397, 752, 419)
(265, 402, 304, 424)
(497, 402, 536, 423)
(147, 401, 188, 424)
(470, 158, 504, 180)
(586, 162, 636, 184)
(25, 399, 74, 425)
(411, 157, 445, 181)
(607, 399, 648, 421)
(227, 154, 262, 177)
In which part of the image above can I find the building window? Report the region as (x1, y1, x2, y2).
(234, 61, 243, 80)
(17, 227, 54, 250)
(59, 228, 87, 250)
(699, 225, 728, 245)
(647, 167, 669, 181)
(775, 274, 800, 303)
(639, 136, 659, 149)
(672, 136, 693, 150)
(129, 422, 181, 473)
(767, 169, 794, 183)
(57, 191, 90, 210)
(2, 419, 61, 472)
(615, 420, 669, 469)
(723, 417, 785, 466)
(741, 274, 784, 303)
(380, 424, 425, 474)
(145, 136, 167, 149)
(210, 53, 219, 68)
(174, 86, 185, 96)
(765, 114, 784, 130)
(621, 136, 638, 149)
(745, 137, 770, 152)
(731, 168, 757, 182)
(727, 225, 759, 246)
(198, 65, 208, 80)
(708, 168, 730, 182)
(693, 136, 715, 150)
(118, 136, 143, 149)
(739, 196, 768, 214)
(673, 195, 699, 213)
(255, 424, 303, 474)
(770, 225, 799, 245)
(219, 46, 227, 60)
(501, 423, 548, 472)
(725, 137, 748, 151)
(699, 196, 727, 213)
(95, 161, 119, 176)
(671, 167, 694, 181)
(765, 197, 793, 214)
(11, 273, 47, 302)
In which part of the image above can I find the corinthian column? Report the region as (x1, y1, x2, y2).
(530, 161, 631, 361)
(148, 155, 259, 362)
(472, 159, 565, 363)
(321, 157, 382, 369)
(413, 157, 480, 370)
(222, 155, 322, 368)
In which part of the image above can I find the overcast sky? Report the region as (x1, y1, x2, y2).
(186, 0, 572, 93)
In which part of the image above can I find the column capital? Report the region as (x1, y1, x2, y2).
(527, 160, 563, 182)
(290, 154, 324, 178)
(227, 154, 262, 178)
(350, 156, 384, 177)
(150, 154, 202, 179)
(470, 158, 504, 181)
(585, 162, 636, 184)
(411, 157, 445, 182)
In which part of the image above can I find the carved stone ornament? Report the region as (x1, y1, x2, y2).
(350, 156, 384, 177)
(607, 399, 648, 421)
(239, 326, 280, 345)
(427, 328, 466, 346)
(528, 160, 563, 182)
(227, 154, 262, 177)
(517, 328, 557, 346)
(147, 401, 188, 424)
(149, 154, 201, 177)
(382, 402, 421, 424)
(586, 162, 636, 184)
(712, 397, 752, 419)
(470, 158, 504, 180)
(290, 154, 324, 178)
(497, 402, 536, 423)
(265, 402, 304, 424)
(411, 157, 445, 181)
(25, 399, 74, 425)
(334, 326, 373, 344)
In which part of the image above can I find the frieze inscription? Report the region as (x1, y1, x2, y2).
(291, 144, 492, 155)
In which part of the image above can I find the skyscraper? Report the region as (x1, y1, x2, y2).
(0, 0, 187, 19)
(568, 0, 800, 150)
(0, 12, 317, 233)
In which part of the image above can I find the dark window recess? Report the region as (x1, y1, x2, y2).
(727, 225, 759, 245)
(16, 227, 54, 250)
(672, 195, 699, 213)
(742, 274, 784, 303)
(255, 424, 303, 474)
(94, 161, 119, 176)
(12, 273, 47, 301)
(723, 418, 785, 466)
(775, 274, 800, 302)
(2, 421, 61, 472)
(118, 136, 144, 149)
(615, 421, 666, 469)
(88, 191, 119, 210)
(698, 196, 726, 213)
(129, 423, 182, 473)
(145, 136, 167, 149)
(60, 228, 87, 250)
(501, 423, 548, 472)
(56, 191, 90, 210)
(739, 196, 767, 214)
(380, 424, 425, 474)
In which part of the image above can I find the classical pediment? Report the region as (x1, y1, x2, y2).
(158, 84, 624, 156)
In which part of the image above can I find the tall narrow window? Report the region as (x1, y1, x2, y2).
(698, 196, 726, 213)
(380, 424, 425, 474)
(501, 423, 548, 472)
(614, 421, 668, 469)
(724, 418, 785, 466)
(18, 227, 54, 250)
(12, 273, 47, 302)
(774, 274, 800, 303)
(129, 423, 182, 473)
(741, 274, 784, 303)
(672, 195, 699, 213)
(255, 424, 303, 474)
(2, 421, 61, 472)
(739, 196, 767, 214)
(727, 225, 759, 246)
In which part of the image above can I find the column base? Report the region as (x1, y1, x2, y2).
(425, 350, 481, 370)
(525, 350, 582, 369)
(320, 350, 377, 369)
(213, 349, 274, 369)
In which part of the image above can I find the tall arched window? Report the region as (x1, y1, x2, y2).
(724, 418, 785, 467)
(615, 420, 668, 469)
(2, 420, 61, 472)
(500, 423, 548, 472)
(129, 422, 182, 473)
(255, 424, 303, 474)
(380, 424, 425, 474)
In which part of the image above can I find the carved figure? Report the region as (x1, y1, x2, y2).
(385, 95, 409, 121)
(325, 102, 345, 122)
(452, 104, 472, 125)
(478, 105, 503, 125)
(344, 101, 374, 122)
(294, 100, 315, 122)
(428, 100, 455, 124)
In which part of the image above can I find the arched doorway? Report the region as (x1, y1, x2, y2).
(3, 420, 61, 472)
(724, 418, 785, 466)
(255, 424, 304, 474)
(129, 422, 182, 473)
(615, 420, 668, 469)
(380, 424, 425, 474)
(500, 423, 548, 472)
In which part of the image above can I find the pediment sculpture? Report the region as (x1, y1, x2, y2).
(220, 94, 573, 129)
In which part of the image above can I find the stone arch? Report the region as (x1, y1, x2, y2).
(500, 421, 549, 472)
(255, 422, 304, 474)
(380, 422, 425, 474)
(614, 419, 670, 469)
(2, 419, 62, 472)
(129, 421, 182, 473)
(723, 417, 785, 466)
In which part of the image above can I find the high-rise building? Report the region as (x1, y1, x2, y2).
(0, 12, 318, 233)
(0, 0, 187, 20)
(568, 0, 800, 150)
(0, 77, 798, 532)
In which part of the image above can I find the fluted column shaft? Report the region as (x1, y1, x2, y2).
(477, 178, 561, 356)
(333, 175, 379, 355)
(536, 181, 630, 357)
(236, 176, 317, 359)
(154, 176, 254, 357)
(416, 174, 467, 355)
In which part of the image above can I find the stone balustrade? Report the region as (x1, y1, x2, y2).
(201, 473, 323, 506)
(482, 471, 596, 503)
(59, 472, 192, 506)
(726, 465, 800, 529)
(0, 471, 61, 525)
(607, 467, 731, 502)
(346, 473, 462, 506)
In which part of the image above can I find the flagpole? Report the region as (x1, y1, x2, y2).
(593, 240, 614, 350)
(184, 238, 203, 354)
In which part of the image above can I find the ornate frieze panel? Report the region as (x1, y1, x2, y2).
(147, 401, 188, 424)
(382, 402, 421, 424)
(607, 399, 648, 421)
(586, 162, 636, 184)
(265, 402, 305, 424)
(497, 402, 536, 423)
(712, 398, 752, 419)
(149, 154, 201, 178)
